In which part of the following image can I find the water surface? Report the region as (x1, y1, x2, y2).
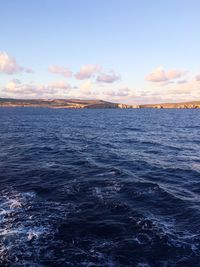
(0, 108, 200, 266)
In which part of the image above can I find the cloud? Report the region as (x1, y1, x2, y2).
(11, 78, 21, 84)
(195, 73, 200, 81)
(3, 80, 36, 96)
(49, 80, 71, 90)
(3, 71, 200, 104)
(0, 52, 33, 75)
(25, 68, 34, 73)
(176, 79, 187, 84)
(80, 80, 92, 93)
(49, 65, 72, 77)
(75, 64, 101, 80)
(0, 52, 24, 74)
(1, 79, 72, 99)
(145, 66, 185, 83)
(139, 78, 200, 104)
(96, 72, 121, 83)
(1, 77, 135, 103)
(103, 87, 131, 97)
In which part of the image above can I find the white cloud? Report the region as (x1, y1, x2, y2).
(80, 80, 92, 94)
(2, 67, 200, 104)
(75, 64, 101, 80)
(96, 72, 121, 83)
(25, 68, 34, 73)
(3, 80, 36, 97)
(0, 52, 23, 74)
(1, 79, 72, 99)
(0, 77, 135, 103)
(49, 80, 71, 90)
(145, 66, 185, 83)
(103, 87, 131, 97)
(176, 80, 187, 84)
(0, 52, 32, 75)
(49, 65, 72, 77)
(137, 78, 200, 104)
(195, 72, 200, 81)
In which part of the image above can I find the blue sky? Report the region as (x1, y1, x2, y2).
(0, 0, 200, 103)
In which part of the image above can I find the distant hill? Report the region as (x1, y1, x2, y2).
(139, 101, 200, 109)
(0, 98, 135, 109)
(0, 98, 200, 109)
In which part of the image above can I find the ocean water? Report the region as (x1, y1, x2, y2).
(0, 108, 200, 267)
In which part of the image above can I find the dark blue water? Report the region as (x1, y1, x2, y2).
(0, 108, 200, 267)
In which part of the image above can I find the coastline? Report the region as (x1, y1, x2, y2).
(0, 98, 200, 109)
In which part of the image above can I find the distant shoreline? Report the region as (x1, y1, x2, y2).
(0, 98, 200, 109)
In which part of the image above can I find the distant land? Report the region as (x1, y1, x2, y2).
(0, 98, 135, 108)
(139, 101, 200, 109)
(0, 98, 200, 109)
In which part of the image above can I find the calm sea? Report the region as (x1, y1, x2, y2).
(0, 108, 200, 267)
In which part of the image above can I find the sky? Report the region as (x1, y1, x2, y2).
(0, 0, 200, 104)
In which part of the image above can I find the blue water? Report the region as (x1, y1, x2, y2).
(0, 108, 200, 267)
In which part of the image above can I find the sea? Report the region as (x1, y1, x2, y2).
(0, 108, 200, 267)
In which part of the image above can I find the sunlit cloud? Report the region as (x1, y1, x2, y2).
(25, 68, 34, 73)
(80, 80, 92, 93)
(1, 63, 200, 105)
(0, 52, 33, 75)
(195, 72, 200, 81)
(103, 87, 131, 97)
(49, 80, 71, 90)
(96, 71, 121, 83)
(138, 77, 200, 104)
(75, 64, 101, 80)
(49, 65, 72, 77)
(176, 80, 188, 84)
(1, 79, 72, 99)
(0, 78, 134, 103)
(145, 66, 185, 83)
(3, 80, 36, 97)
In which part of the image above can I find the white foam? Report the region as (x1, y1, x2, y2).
(0, 208, 9, 216)
(9, 199, 23, 209)
(95, 171, 117, 176)
(0, 188, 76, 265)
(93, 187, 103, 200)
(0, 190, 50, 264)
(92, 182, 122, 202)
